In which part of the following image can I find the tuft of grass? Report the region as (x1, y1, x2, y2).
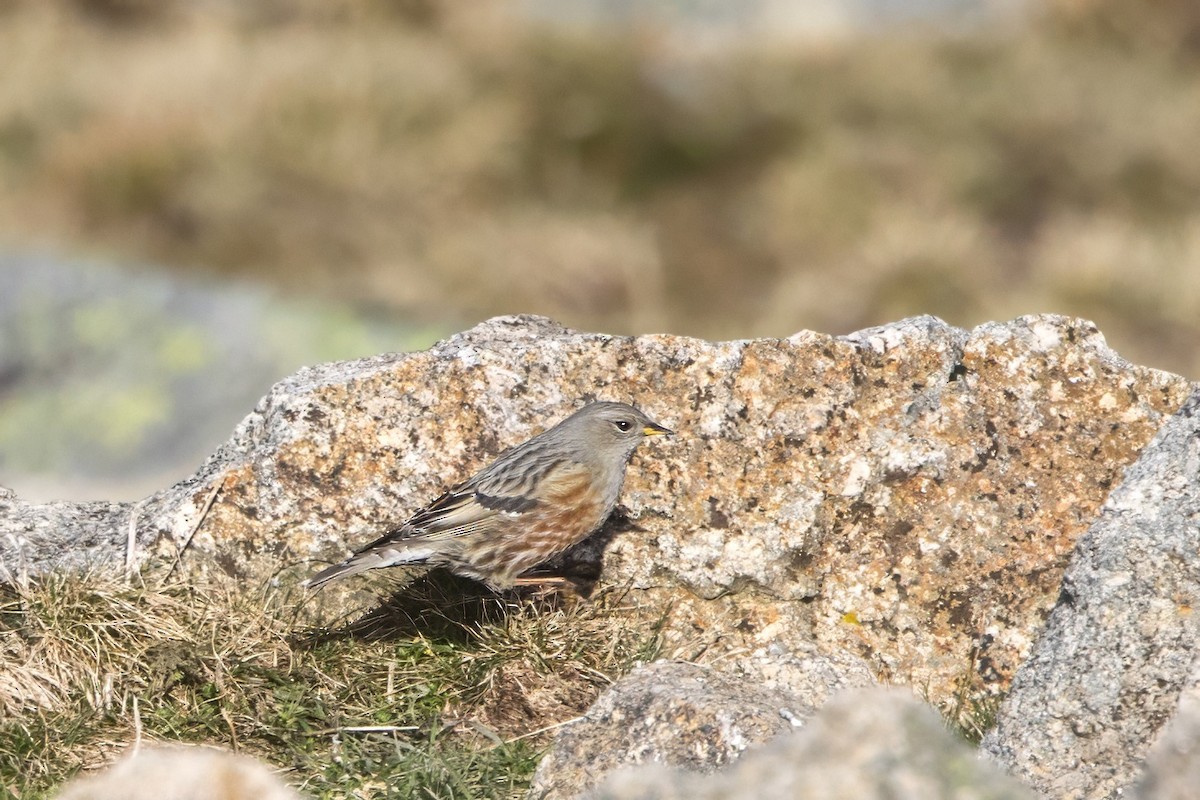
(940, 647, 1004, 746)
(0, 568, 661, 799)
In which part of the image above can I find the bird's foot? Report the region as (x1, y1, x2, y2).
(508, 575, 591, 603)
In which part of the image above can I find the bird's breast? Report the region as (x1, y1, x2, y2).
(536, 466, 608, 531)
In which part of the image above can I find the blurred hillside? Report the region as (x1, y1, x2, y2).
(0, 254, 440, 500)
(2, 0, 1199, 379)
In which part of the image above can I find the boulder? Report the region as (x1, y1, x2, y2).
(982, 388, 1200, 799)
(0, 314, 1190, 714)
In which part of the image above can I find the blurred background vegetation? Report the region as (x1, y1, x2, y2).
(2, 0, 1200, 498)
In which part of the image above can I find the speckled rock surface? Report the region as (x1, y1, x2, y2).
(1131, 656, 1200, 800)
(982, 388, 1200, 800)
(0, 496, 131, 581)
(0, 314, 1190, 711)
(592, 687, 1035, 800)
(528, 660, 847, 800)
(723, 637, 877, 706)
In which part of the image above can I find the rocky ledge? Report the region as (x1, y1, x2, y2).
(4, 314, 1199, 799)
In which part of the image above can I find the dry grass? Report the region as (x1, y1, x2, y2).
(1, 1, 1199, 376)
(0, 568, 662, 798)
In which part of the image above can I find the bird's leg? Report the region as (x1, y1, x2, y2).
(510, 576, 574, 589)
(512, 575, 591, 604)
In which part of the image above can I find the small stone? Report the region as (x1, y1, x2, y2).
(55, 745, 300, 800)
(529, 660, 848, 800)
(591, 687, 1035, 800)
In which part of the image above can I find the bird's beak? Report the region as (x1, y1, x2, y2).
(643, 421, 673, 437)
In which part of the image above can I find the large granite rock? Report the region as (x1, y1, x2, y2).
(590, 687, 1035, 800)
(0, 314, 1191, 716)
(982, 388, 1200, 800)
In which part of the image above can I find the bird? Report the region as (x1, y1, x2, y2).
(306, 401, 673, 591)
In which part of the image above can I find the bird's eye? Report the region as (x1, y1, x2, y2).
(614, 419, 633, 432)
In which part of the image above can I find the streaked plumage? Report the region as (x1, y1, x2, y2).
(307, 402, 672, 591)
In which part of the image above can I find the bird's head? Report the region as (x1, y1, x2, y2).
(561, 401, 673, 459)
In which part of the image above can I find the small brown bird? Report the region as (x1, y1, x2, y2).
(307, 402, 672, 591)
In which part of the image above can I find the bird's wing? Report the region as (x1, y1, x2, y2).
(405, 482, 534, 538)
(307, 458, 592, 589)
(354, 455, 576, 551)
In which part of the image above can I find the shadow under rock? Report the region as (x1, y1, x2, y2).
(296, 508, 639, 646)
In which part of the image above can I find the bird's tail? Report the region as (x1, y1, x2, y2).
(305, 540, 440, 590)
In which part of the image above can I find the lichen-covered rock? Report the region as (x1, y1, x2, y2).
(724, 637, 876, 707)
(0, 315, 1190, 711)
(0, 498, 131, 581)
(528, 660, 853, 800)
(592, 687, 1035, 800)
(983, 388, 1200, 800)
